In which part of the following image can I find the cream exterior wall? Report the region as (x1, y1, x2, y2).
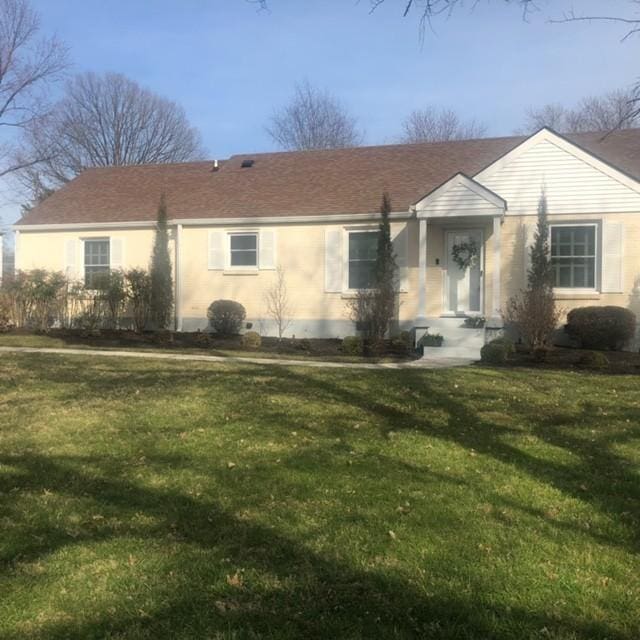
(180, 222, 415, 335)
(15, 228, 162, 273)
(500, 212, 640, 322)
(15, 210, 640, 337)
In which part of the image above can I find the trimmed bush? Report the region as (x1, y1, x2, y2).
(342, 335, 364, 356)
(390, 331, 413, 356)
(566, 306, 636, 351)
(577, 350, 609, 370)
(207, 300, 246, 335)
(489, 336, 515, 357)
(481, 337, 515, 365)
(241, 331, 262, 349)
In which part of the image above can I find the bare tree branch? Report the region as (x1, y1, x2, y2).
(549, 4, 640, 43)
(16, 71, 205, 201)
(266, 80, 363, 150)
(400, 106, 486, 143)
(520, 89, 640, 135)
(264, 265, 293, 340)
(0, 0, 69, 178)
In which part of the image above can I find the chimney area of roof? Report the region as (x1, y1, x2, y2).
(241, 159, 255, 168)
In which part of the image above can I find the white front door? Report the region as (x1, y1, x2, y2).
(444, 229, 483, 315)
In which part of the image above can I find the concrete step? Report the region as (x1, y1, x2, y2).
(423, 345, 481, 360)
(420, 318, 485, 351)
(432, 333, 485, 348)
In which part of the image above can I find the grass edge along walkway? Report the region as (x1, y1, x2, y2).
(0, 345, 473, 369)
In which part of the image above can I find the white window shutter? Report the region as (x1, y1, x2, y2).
(208, 230, 224, 270)
(602, 221, 624, 293)
(64, 239, 78, 278)
(259, 229, 276, 270)
(325, 229, 342, 292)
(110, 238, 124, 270)
(392, 223, 409, 292)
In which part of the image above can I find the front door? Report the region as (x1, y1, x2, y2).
(444, 229, 483, 315)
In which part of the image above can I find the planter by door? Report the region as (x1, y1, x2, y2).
(444, 229, 483, 315)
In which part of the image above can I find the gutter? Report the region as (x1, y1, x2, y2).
(13, 210, 415, 232)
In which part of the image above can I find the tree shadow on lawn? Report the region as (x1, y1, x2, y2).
(0, 451, 630, 640)
(252, 365, 640, 554)
(6, 353, 640, 554)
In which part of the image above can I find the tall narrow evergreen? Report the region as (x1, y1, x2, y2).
(375, 192, 396, 289)
(149, 194, 174, 329)
(372, 191, 397, 339)
(528, 192, 554, 290)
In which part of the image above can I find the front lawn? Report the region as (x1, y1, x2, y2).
(0, 354, 638, 639)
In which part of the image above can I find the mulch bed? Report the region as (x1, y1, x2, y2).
(9, 328, 415, 360)
(500, 345, 640, 375)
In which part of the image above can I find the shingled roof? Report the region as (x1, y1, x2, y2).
(16, 129, 640, 226)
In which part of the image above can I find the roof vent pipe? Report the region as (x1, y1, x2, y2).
(212, 159, 219, 172)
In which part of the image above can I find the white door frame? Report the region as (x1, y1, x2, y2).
(443, 227, 485, 316)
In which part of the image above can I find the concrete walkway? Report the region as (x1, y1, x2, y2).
(0, 345, 474, 370)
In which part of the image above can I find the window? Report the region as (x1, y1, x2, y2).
(229, 233, 258, 267)
(84, 239, 110, 288)
(348, 230, 378, 289)
(551, 225, 596, 289)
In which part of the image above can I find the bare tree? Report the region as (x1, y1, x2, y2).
(266, 80, 363, 150)
(521, 89, 639, 134)
(400, 106, 486, 143)
(17, 71, 204, 200)
(0, 0, 68, 178)
(264, 265, 293, 340)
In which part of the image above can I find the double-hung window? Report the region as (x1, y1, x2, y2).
(84, 239, 110, 288)
(550, 225, 597, 289)
(229, 232, 258, 268)
(348, 230, 379, 290)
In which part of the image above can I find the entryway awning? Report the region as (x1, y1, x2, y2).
(413, 173, 506, 218)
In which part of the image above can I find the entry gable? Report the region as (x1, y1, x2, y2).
(474, 128, 640, 215)
(414, 172, 506, 218)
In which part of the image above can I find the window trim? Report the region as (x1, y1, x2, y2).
(82, 237, 111, 288)
(227, 231, 259, 270)
(549, 222, 599, 294)
(343, 226, 379, 292)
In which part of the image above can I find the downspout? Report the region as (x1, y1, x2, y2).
(175, 223, 183, 332)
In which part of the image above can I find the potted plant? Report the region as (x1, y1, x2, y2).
(463, 316, 486, 329)
(418, 333, 444, 354)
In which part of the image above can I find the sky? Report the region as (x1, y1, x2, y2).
(1, 0, 638, 226)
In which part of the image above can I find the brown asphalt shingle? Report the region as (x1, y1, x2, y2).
(17, 129, 640, 225)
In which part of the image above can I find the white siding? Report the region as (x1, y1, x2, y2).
(478, 139, 640, 215)
(422, 182, 501, 216)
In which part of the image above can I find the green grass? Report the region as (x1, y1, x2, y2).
(0, 353, 639, 639)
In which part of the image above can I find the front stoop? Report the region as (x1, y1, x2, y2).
(420, 317, 485, 360)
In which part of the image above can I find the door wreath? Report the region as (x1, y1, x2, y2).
(451, 239, 479, 271)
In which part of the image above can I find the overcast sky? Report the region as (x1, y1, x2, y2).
(1, 0, 637, 226)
